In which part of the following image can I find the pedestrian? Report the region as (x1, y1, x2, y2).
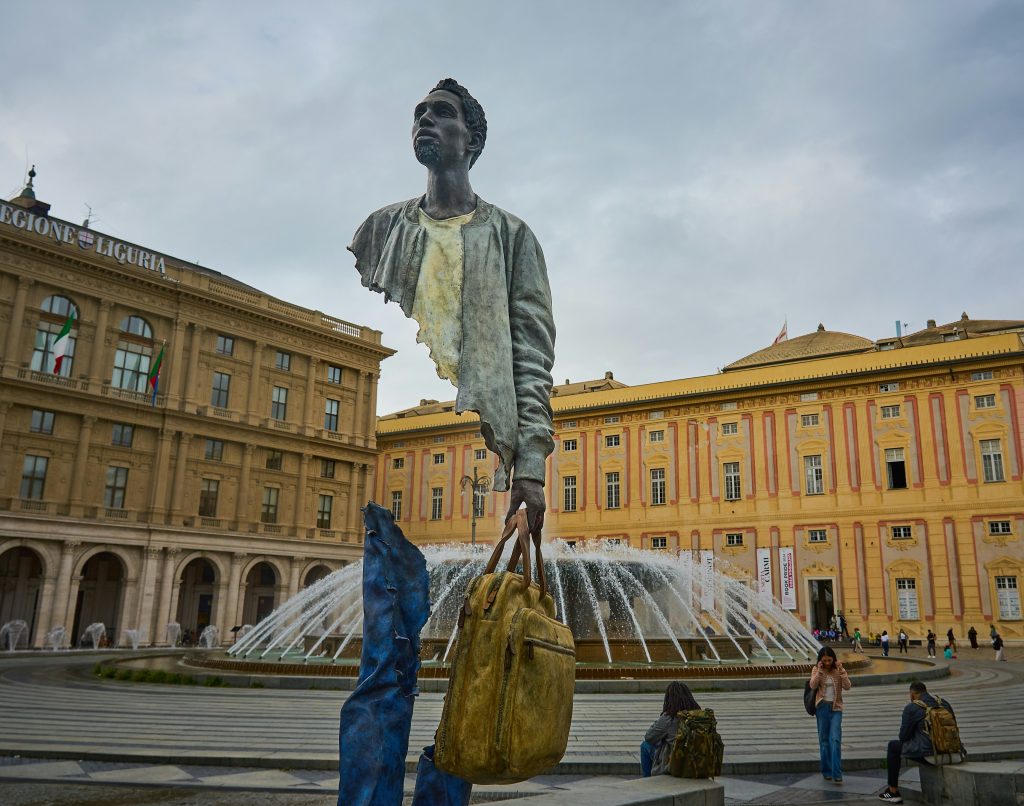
(810, 646, 851, 784)
(926, 630, 936, 658)
(878, 681, 957, 803)
(993, 632, 1006, 662)
(946, 628, 957, 653)
(839, 612, 849, 640)
(943, 643, 955, 660)
(897, 629, 909, 654)
(967, 626, 978, 649)
(881, 630, 890, 657)
(853, 628, 864, 654)
(989, 624, 998, 642)
(640, 681, 702, 777)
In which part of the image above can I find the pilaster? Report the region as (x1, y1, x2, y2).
(155, 548, 179, 644)
(169, 432, 193, 519)
(3, 276, 33, 366)
(68, 415, 97, 514)
(235, 444, 255, 527)
(86, 300, 111, 387)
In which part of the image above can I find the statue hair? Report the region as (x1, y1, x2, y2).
(431, 78, 487, 167)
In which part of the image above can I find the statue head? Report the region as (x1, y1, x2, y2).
(412, 78, 487, 170)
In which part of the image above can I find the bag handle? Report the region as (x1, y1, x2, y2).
(509, 524, 546, 599)
(483, 509, 546, 598)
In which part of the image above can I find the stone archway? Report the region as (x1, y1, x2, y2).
(241, 562, 280, 625)
(0, 547, 45, 648)
(302, 564, 332, 588)
(71, 552, 125, 647)
(176, 557, 219, 645)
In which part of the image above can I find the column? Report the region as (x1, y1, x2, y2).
(68, 415, 97, 512)
(169, 432, 193, 520)
(347, 463, 364, 538)
(167, 318, 188, 406)
(366, 371, 380, 448)
(136, 548, 161, 644)
(32, 575, 58, 647)
(294, 453, 310, 531)
(353, 371, 367, 444)
(247, 341, 265, 420)
(288, 557, 304, 599)
(213, 579, 228, 642)
(155, 548, 179, 644)
(118, 576, 140, 645)
(235, 444, 255, 526)
(362, 464, 375, 542)
(49, 541, 79, 640)
(184, 324, 205, 409)
(224, 552, 246, 630)
(0, 401, 12, 457)
(303, 357, 319, 429)
(235, 582, 249, 627)
(86, 300, 111, 387)
(148, 428, 175, 522)
(3, 276, 33, 366)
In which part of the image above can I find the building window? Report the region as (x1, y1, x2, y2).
(20, 455, 48, 500)
(606, 538, 622, 548)
(605, 434, 620, 448)
(896, 578, 919, 620)
(327, 364, 342, 384)
(721, 422, 739, 436)
(726, 532, 743, 547)
(271, 386, 288, 420)
(971, 371, 994, 381)
(651, 536, 667, 550)
(649, 410, 664, 420)
(649, 429, 665, 443)
(879, 382, 900, 393)
(274, 350, 291, 371)
(563, 475, 577, 512)
(431, 487, 444, 520)
(266, 450, 283, 471)
(881, 404, 901, 419)
(198, 479, 219, 517)
(989, 521, 1012, 536)
(392, 457, 405, 470)
(650, 468, 666, 506)
(800, 413, 819, 427)
(562, 439, 577, 452)
(723, 462, 741, 501)
(804, 454, 824, 495)
(473, 487, 486, 519)
(808, 529, 827, 543)
(324, 399, 340, 431)
(391, 490, 403, 521)
(565, 540, 577, 550)
(32, 295, 79, 376)
(474, 448, 488, 460)
(205, 439, 224, 461)
(942, 332, 959, 342)
(211, 371, 231, 408)
(981, 439, 1005, 483)
(891, 525, 913, 540)
(321, 458, 336, 478)
(104, 466, 129, 509)
(604, 415, 620, 424)
(215, 334, 234, 356)
(975, 394, 996, 410)
(261, 487, 279, 523)
(995, 576, 1021, 620)
(433, 435, 445, 443)
(317, 494, 333, 529)
(800, 393, 818, 402)
(884, 447, 908, 489)
(112, 341, 152, 392)
(29, 409, 55, 434)
(433, 453, 445, 465)
(606, 472, 621, 509)
(111, 423, 134, 447)
(563, 420, 577, 428)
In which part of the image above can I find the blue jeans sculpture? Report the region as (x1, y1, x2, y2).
(338, 503, 472, 806)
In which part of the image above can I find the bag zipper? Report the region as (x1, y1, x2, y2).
(523, 637, 575, 660)
(495, 608, 529, 749)
(439, 572, 491, 755)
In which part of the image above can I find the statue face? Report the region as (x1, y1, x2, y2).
(412, 90, 475, 169)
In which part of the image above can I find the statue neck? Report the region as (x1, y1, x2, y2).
(422, 166, 476, 219)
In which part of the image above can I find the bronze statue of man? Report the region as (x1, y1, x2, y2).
(349, 78, 555, 535)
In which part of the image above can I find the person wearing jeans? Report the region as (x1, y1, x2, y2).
(809, 646, 852, 783)
(640, 682, 702, 777)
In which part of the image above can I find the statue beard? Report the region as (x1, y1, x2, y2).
(414, 139, 441, 167)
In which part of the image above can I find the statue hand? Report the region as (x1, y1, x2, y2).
(506, 478, 546, 539)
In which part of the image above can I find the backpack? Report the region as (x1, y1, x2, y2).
(915, 696, 966, 765)
(668, 709, 725, 779)
(434, 510, 576, 784)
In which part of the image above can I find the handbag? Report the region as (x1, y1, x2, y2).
(803, 680, 817, 716)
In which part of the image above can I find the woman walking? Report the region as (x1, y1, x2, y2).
(809, 646, 851, 783)
(897, 629, 909, 654)
(881, 630, 890, 657)
(968, 626, 979, 649)
(640, 681, 702, 776)
(852, 628, 863, 654)
(926, 629, 936, 658)
(946, 628, 957, 653)
(993, 632, 1007, 662)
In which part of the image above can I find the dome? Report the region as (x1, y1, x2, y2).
(724, 324, 874, 371)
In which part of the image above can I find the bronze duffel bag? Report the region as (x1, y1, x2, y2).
(434, 509, 576, 784)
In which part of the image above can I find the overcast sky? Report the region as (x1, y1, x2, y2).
(3, 2, 1022, 415)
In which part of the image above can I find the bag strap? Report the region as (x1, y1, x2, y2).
(508, 523, 547, 599)
(484, 510, 534, 590)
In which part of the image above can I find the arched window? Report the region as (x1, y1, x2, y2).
(111, 314, 154, 392)
(31, 295, 79, 376)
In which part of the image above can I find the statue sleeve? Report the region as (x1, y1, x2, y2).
(508, 224, 555, 484)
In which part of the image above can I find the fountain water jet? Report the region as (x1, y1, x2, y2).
(1, 620, 28, 651)
(83, 623, 105, 649)
(123, 628, 145, 650)
(45, 626, 65, 652)
(199, 625, 220, 648)
(166, 622, 181, 647)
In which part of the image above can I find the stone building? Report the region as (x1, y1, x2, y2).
(0, 173, 392, 648)
(374, 322, 1024, 641)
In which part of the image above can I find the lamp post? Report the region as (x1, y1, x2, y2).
(459, 467, 491, 547)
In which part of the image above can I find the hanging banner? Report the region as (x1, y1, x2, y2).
(700, 550, 715, 611)
(756, 547, 773, 600)
(779, 546, 797, 610)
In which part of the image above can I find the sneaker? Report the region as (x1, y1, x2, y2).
(878, 791, 902, 803)
(833, 778, 843, 784)
(823, 775, 832, 781)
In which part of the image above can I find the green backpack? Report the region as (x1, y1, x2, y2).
(668, 708, 725, 779)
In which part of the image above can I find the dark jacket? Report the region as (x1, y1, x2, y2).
(644, 713, 680, 775)
(899, 693, 955, 758)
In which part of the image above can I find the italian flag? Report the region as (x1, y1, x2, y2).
(51, 312, 76, 374)
(147, 344, 165, 406)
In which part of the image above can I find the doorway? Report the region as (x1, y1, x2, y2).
(808, 579, 835, 632)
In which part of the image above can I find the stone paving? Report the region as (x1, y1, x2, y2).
(0, 648, 1020, 804)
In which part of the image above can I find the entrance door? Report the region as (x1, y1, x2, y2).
(809, 579, 834, 631)
(196, 594, 213, 630)
(256, 595, 275, 623)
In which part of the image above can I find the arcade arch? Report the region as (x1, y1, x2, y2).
(176, 557, 219, 643)
(0, 547, 45, 647)
(71, 552, 125, 647)
(241, 561, 281, 625)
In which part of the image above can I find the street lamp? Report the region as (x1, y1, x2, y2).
(459, 467, 492, 547)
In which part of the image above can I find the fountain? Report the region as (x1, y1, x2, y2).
(123, 628, 145, 650)
(82, 622, 106, 649)
(1, 620, 28, 651)
(237, 624, 254, 641)
(45, 626, 66, 651)
(199, 625, 220, 648)
(166, 622, 181, 647)
(222, 541, 822, 679)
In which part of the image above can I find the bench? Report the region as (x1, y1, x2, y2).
(516, 776, 724, 805)
(918, 760, 1024, 805)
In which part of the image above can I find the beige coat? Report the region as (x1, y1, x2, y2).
(809, 665, 852, 710)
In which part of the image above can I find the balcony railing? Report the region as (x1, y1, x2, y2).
(18, 498, 50, 513)
(16, 368, 84, 390)
(105, 507, 130, 520)
(200, 517, 223, 528)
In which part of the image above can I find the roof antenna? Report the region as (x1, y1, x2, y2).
(82, 203, 93, 228)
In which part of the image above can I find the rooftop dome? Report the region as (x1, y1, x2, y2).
(724, 324, 874, 371)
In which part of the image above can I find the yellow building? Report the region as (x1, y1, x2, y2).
(0, 173, 391, 648)
(375, 322, 1024, 641)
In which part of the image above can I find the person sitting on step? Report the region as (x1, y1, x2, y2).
(878, 681, 956, 803)
(640, 681, 701, 777)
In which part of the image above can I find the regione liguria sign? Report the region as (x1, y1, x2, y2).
(0, 201, 166, 274)
(779, 546, 797, 610)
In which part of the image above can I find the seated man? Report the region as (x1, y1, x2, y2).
(878, 681, 955, 803)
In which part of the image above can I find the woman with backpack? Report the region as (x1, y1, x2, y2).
(809, 646, 852, 783)
(640, 681, 701, 776)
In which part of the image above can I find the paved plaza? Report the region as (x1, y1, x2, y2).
(0, 649, 1021, 804)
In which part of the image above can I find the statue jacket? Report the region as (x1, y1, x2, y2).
(349, 196, 555, 492)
